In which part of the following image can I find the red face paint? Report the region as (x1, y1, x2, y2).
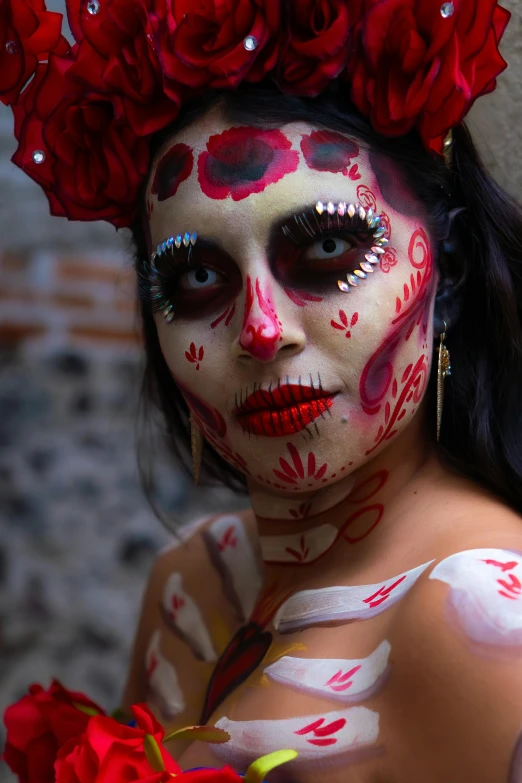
(356, 183, 377, 212)
(271, 443, 328, 485)
(151, 143, 193, 202)
(380, 248, 398, 273)
(283, 288, 323, 307)
(331, 309, 358, 338)
(393, 228, 433, 323)
(239, 276, 282, 361)
(176, 378, 227, 437)
(184, 342, 204, 370)
(300, 130, 360, 179)
(369, 149, 420, 217)
(235, 384, 336, 437)
(210, 301, 236, 329)
(197, 127, 299, 201)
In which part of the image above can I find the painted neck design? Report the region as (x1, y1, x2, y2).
(239, 276, 282, 361)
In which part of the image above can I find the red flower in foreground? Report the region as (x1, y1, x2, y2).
(55, 704, 180, 783)
(347, 0, 511, 153)
(2, 680, 104, 783)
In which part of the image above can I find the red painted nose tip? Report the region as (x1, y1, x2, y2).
(240, 321, 281, 361)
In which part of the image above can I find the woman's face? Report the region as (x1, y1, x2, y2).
(146, 109, 439, 492)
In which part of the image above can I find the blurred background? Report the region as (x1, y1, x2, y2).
(0, 0, 521, 765)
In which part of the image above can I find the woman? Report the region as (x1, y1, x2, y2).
(3, 0, 522, 779)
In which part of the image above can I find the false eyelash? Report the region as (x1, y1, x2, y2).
(139, 231, 198, 323)
(282, 201, 390, 293)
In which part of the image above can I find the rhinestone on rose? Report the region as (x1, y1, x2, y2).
(243, 35, 258, 51)
(32, 151, 45, 164)
(5, 40, 18, 55)
(87, 0, 100, 14)
(440, 2, 454, 18)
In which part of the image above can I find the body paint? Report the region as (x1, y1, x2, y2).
(176, 378, 227, 438)
(264, 640, 391, 703)
(369, 149, 420, 217)
(145, 629, 186, 719)
(203, 515, 263, 622)
(331, 309, 358, 338)
(151, 143, 193, 202)
(261, 525, 338, 565)
(356, 184, 377, 212)
(210, 302, 236, 329)
(161, 573, 217, 662)
(213, 707, 380, 769)
(235, 383, 335, 438)
(300, 130, 361, 181)
(509, 730, 522, 783)
(197, 127, 299, 201)
(239, 276, 282, 362)
(185, 342, 204, 370)
(429, 548, 522, 648)
(271, 442, 329, 485)
(283, 288, 324, 307)
(273, 560, 434, 633)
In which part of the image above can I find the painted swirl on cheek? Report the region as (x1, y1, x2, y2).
(239, 276, 282, 361)
(300, 130, 361, 179)
(197, 127, 299, 200)
(151, 143, 193, 202)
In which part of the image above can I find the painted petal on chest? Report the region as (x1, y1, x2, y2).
(213, 706, 380, 769)
(429, 548, 522, 647)
(260, 524, 338, 565)
(204, 515, 263, 622)
(161, 573, 217, 662)
(145, 630, 186, 719)
(263, 640, 391, 703)
(273, 560, 434, 633)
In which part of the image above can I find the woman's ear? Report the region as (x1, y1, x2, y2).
(433, 207, 468, 335)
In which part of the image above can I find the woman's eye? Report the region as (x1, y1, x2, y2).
(179, 267, 224, 290)
(303, 236, 354, 262)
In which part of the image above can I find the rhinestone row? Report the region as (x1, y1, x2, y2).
(150, 231, 197, 264)
(314, 201, 389, 293)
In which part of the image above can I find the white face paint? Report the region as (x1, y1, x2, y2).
(203, 515, 263, 621)
(263, 640, 391, 703)
(274, 560, 434, 633)
(429, 548, 522, 647)
(510, 730, 522, 783)
(260, 523, 338, 564)
(213, 706, 380, 769)
(145, 630, 186, 719)
(162, 573, 217, 661)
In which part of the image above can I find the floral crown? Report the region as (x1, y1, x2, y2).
(1, 0, 511, 229)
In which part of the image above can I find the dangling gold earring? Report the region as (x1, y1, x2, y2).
(190, 414, 204, 485)
(436, 320, 452, 442)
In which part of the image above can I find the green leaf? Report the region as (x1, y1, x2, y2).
(72, 702, 99, 717)
(244, 750, 298, 783)
(163, 725, 230, 745)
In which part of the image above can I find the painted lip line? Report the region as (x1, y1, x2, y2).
(234, 384, 337, 437)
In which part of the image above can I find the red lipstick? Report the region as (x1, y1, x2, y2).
(234, 384, 336, 437)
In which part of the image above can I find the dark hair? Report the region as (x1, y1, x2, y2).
(131, 82, 522, 516)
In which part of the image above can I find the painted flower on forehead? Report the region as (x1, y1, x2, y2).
(0, 0, 69, 106)
(66, 0, 179, 136)
(347, 0, 511, 153)
(149, 0, 281, 92)
(198, 127, 299, 201)
(11, 57, 150, 226)
(277, 0, 356, 96)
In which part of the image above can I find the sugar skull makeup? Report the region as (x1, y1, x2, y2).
(144, 114, 439, 490)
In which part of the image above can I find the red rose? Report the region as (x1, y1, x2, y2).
(0, 0, 69, 106)
(12, 54, 150, 227)
(347, 0, 511, 153)
(2, 680, 104, 783)
(66, 0, 179, 136)
(178, 770, 242, 782)
(55, 704, 180, 783)
(277, 0, 355, 96)
(149, 0, 280, 92)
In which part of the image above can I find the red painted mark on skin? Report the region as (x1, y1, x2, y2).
(356, 184, 377, 212)
(301, 130, 360, 180)
(497, 574, 522, 600)
(482, 559, 519, 572)
(294, 717, 347, 746)
(151, 143, 193, 202)
(393, 228, 433, 324)
(362, 575, 407, 608)
(176, 378, 227, 437)
(331, 309, 358, 338)
(288, 501, 313, 520)
(184, 342, 204, 370)
(218, 525, 237, 552)
(198, 127, 299, 201)
(285, 535, 310, 563)
(284, 288, 323, 307)
(168, 594, 185, 621)
(146, 653, 158, 678)
(146, 200, 154, 219)
(273, 443, 328, 485)
(343, 504, 384, 544)
(239, 276, 282, 361)
(325, 665, 362, 692)
(210, 301, 236, 329)
(380, 248, 397, 274)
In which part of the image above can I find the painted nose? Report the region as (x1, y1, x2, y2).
(239, 276, 282, 362)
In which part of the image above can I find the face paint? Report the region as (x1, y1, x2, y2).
(176, 378, 227, 438)
(161, 573, 217, 662)
(238, 276, 282, 361)
(509, 730, 522, 783)
(273, 560, 435, 633)
(145, 630, 186, 719)
(264, 640, 391, 703)
(356, 184, 377, 212)
(184, 342, 204, 370)
(197, 127, 299, 201)
(369, 149, 420, 217)
(213, 707, 380, 769)
(151, 143, 193, 202)
(210, 302, 236, 329)
(429, 549, 522, 648)
(203, 515, 263, 622)
(331, 309, 358, 338)
(261, 524, 338, 564)
(300, 130, 361, 181)
(283, 288, 324, 307)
